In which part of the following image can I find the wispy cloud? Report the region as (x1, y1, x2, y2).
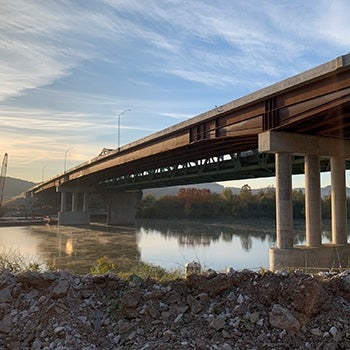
(1, 0, 349, 182)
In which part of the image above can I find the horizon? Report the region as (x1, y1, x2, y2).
(1, 1, 349, 188)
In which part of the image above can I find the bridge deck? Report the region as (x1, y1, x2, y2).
(29, 54, 350, 194)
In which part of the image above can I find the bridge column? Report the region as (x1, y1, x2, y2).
(83, 192, 89, 212)
(72, 191, 78, 212)
(259, 130, 350, 271)
(58, 186, 91, 225)
(104, 190, 142, 225)
(305, 154, 322, 247)
(275, 152, 293, 249)
(331, 156, 347, 244)
(60, 191, 67, 212)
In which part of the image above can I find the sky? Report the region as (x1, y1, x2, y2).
(1, 0, 350, 188)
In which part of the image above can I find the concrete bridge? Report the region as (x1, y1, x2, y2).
(27, 53, 350, 271)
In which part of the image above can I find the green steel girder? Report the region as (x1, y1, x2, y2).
(96, 150, 317, 191)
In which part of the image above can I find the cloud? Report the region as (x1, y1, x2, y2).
(2, 0, 348, 104)
(0, 0, 121, 102)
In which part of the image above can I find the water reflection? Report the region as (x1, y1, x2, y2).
(137, 218, 277, 252)
(27, 224, 141, 274)
(0, 219, 344, 273)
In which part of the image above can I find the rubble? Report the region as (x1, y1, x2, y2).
(0, 268, 350, 349)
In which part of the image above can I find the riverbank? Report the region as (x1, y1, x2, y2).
(0, 216, 49, 227)
(1, 268, 349, 349)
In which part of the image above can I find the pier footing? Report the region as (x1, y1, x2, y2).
(270, 244, 350, 271)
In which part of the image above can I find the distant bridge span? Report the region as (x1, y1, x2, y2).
(27, 53, 350, 271)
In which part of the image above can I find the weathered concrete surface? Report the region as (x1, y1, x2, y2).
(58, 210, 90, 225)
(270, 244, 350, 271)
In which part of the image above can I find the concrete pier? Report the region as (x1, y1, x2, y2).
(331, 156, 347, 245)
(305, 154, 322, 247)
(58, 186, 90, 225)
(259, 131, 350, 271)
(275, 152, 293, 249)
(104, 190, 142, 225)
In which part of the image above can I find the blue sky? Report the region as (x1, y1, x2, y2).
(1, 0, 349, 188)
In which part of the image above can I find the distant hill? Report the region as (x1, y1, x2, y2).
(2, 177, 37, 201)
(144, 183, 350, 199)
(294, 185, 350, 198)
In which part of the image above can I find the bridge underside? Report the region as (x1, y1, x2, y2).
(95, 150, 349, 191)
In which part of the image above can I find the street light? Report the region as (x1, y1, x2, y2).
(117, 109, 131, 151)
(41, 165, 48, 183)
(64, 147, 72, 173)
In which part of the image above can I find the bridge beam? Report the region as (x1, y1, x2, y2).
(259, 131, 350, 271)
(104, 190, 142, 225)
(58, 186, 90, 225)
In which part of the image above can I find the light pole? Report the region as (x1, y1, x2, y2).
(41, 165, 47, 183)
(117, 109, 131, 151)
(64, 147, 71, 173)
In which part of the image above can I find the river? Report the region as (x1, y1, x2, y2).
(0, 218, 337, 274)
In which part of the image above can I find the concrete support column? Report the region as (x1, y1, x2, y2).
(58, 186, 90, 225)
(275, 152, 293, 249)
(331, 156, 347, 244)
(60, 191, 67, 212)
(105, 190, 142, 225)
(305, 154, 322, 247)
(83, 192, 89, 212)
(72, 192, 78, 212)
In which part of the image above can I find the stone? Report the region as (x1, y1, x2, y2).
(51, 279, 70, 299)
(311, 328, 323, 337)
(185, 261, 201, 277)
(204, 268, 217, 279)
(269, 304, 300, 332)
(329, 326, 337, 336)
(237, 294, 245, 304)
(209, 316, 226, 331)
(0, 313, 13, 333)
(0, 286, 13, 303)
(0, 265, 349, 349)
(187, 295, 203, 314)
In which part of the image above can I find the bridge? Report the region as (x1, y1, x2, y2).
(27, 53, 350, 271)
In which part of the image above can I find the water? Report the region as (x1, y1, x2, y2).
(0, 218, 336, 274)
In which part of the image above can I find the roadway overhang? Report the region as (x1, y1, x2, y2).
(259, 131, 350, 158)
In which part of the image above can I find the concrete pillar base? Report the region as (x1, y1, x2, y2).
(58, 211, 90, 225)
(270, 244, 350, 271)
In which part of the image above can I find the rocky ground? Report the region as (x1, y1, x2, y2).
(1, 268, 350, 349)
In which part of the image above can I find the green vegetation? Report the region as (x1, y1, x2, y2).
(0, 248, 41, 272)
(138, 185, 350, 220)
(0, 251, 182, 282)
(90, 256, 182, 282)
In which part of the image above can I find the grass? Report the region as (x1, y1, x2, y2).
(0, 248, 41, 272)
(0, 250, 183, 282)
(90, 256, 183, 282)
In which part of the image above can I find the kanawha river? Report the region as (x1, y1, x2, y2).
(0, 218, 340, 274)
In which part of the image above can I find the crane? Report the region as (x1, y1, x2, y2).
(0, 153, 8, 206)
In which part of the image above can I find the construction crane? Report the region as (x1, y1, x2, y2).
(0, 153, 8, 206)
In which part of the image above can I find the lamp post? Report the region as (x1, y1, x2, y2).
(64, 147, 71, 173)
(117, 109, 131, 151)
(41, 165, 47, 183)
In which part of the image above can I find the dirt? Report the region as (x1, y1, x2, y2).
(0, 268, 350, 349)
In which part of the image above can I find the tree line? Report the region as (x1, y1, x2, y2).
(138, 185, 350, 219)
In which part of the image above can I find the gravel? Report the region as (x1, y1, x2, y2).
(1, 268, 350, 349)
